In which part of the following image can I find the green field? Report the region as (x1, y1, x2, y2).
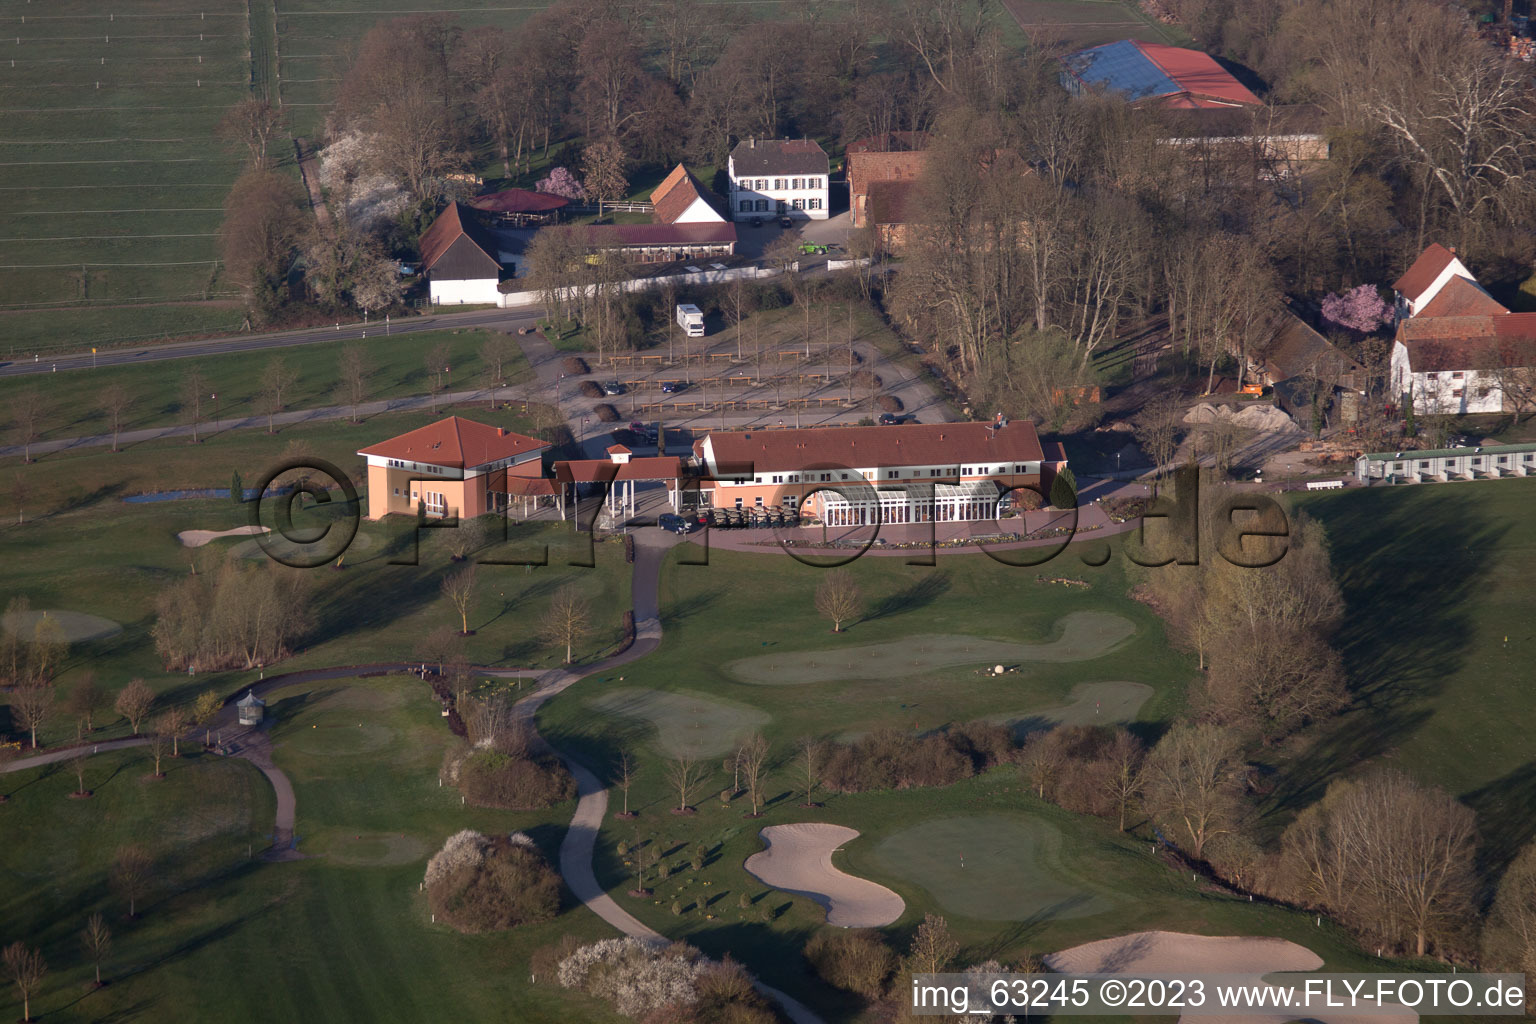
(0, 676, 627, 1023)
(1292, 478, 1536, 875)
(0, 327, 532, 449)
(0, 0, 252, 345)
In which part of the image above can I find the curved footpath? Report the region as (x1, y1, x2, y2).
(0, 532, 824, 1023)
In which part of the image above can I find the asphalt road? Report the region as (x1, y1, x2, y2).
(0, 304, 544, 378)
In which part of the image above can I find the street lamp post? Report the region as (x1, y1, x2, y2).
(213, 393, 220, 430)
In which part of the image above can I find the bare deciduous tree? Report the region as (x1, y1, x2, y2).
(441, 564, 478, 635)
(338, 345, 371, 423)
(110, 845, 152, 918)
(98, 383, 133, 453)
(3, 941, 46, 1023)
(796, 735, 824, 806)
(66, 672, 104, 739)
(1280, 768, 1475, 957)
(616, 748, 638, 816)
(581, 136, 629, 218)
(814, 570, 862, 633)
(540, 584, 591, 664)
(217, 98, 286, 169)
(259, 356, 299, 434)
(194, 689, 222, 745)
(1142, 722, 1245, 862)
(179, 367, 210, 444)
(68, 748, 89, 796)
(1100, 728, 1145, 832)
(904, 912, 959, 976)
(12, 680, 54, 749)
(114, 679, 154, 735)
(664, 753, 705, 813)
(11, 388, 45, 464)
(737, 732, 769, 816)
(81, 913, 111, 988)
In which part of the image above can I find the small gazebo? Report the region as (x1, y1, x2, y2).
(237, 690, 266, 726)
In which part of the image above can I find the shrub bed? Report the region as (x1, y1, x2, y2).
(425, 830, 560, 934)
(875, 394, 903, 414)
(580, 380, 604, 399)
(595, 403, 620, 422)
(562, 356, 590, 375)
(456, 747, 576, 810)
(822, 722, 1016, 793)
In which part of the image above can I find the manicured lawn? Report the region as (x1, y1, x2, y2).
(0, 676, 625, 1023)
(0, 328, 532, 445)
(1290, 478, 1536, 874)
(0, 408, 627, 750)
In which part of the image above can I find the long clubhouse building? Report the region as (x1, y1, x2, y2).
(359, 416, 1067, 525)
(694, 419, 1066, 525)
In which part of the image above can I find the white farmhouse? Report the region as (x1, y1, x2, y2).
(1387, 243, 1536, 416)
(727, 138, 830, 222)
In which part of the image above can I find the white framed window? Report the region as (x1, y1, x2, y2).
(782, 495, 797, 509)
(735, 497, 744, 509)
(792, 178, 802, 190)
(739, 200, 751, 212)
(774, 178, 786, 190)
(808, 198, 822, 210)
(755, 199, 767, 212)
(772, 474, 783, 483)
(755, 496, 764, 507)
(792, 198, 804, 210)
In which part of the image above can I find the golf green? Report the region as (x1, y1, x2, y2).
(587, 687, 772, 758)
(724, 611, 1137, 685)
(870, 813, 1118, 922)
(2, 608, 123, 644)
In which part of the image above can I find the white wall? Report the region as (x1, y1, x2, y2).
(1394, 340, 1506, 415)
(1402, 256, 1475, 318)
(673, 195, 724, 224)
(498, 264, 775, 309)
(431, 277, 501, 306)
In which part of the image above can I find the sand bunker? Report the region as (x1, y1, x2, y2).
(726, 611, 1136, 685)
(990, 681, 1154, 739)
(873, 814, 1114, 922)
(745, 823, 904, 928)
(1047, 931, 1417, 1024)
(177, 525, 271, 547)
(2, 609, 123, 644)
(588, 688, 770, 758)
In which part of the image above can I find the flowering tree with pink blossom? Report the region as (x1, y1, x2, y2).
(535, 167, 586, 201)
(1321, 284, 1391, 333)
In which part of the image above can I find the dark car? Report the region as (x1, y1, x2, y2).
(601, 381, 626, 396)
(660, 380, 688, 394)
(878, 412, 907, 425)
(749, 216, 763, 228)
(779, 215, 793, 228)
(658, 513, 693, 535)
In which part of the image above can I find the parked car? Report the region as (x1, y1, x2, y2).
(749, 216, 764, 228)
(601, 381, 626, 396)
(660, 380, 688, 394)
(779, 215, 793, 228)
(658, 513, 693, 534)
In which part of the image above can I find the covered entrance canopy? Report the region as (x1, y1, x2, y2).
(553, 457, 684, 520)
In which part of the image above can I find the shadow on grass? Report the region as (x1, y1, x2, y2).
(864, 570, 951, 623)
(1265, 489, 1504, 815)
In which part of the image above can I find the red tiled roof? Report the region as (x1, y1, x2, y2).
(1415, 275, 1507, 318)
(1136, 41, 1261, 106)
(358, 416, 549, 469)
(554, 460, 619, 484)
(650, 164, 723, 225)
(503, 475, 558, 497)
(705, 421, 1047, 474)
(1392, 243, 1459, 301)
(866, 180, 918, 226)
(469, 188, 570, 214)
(615, 457, 682, 481)
(417, 202, 499, 274)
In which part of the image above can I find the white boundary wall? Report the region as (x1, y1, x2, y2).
(497, 264, 777, 308)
